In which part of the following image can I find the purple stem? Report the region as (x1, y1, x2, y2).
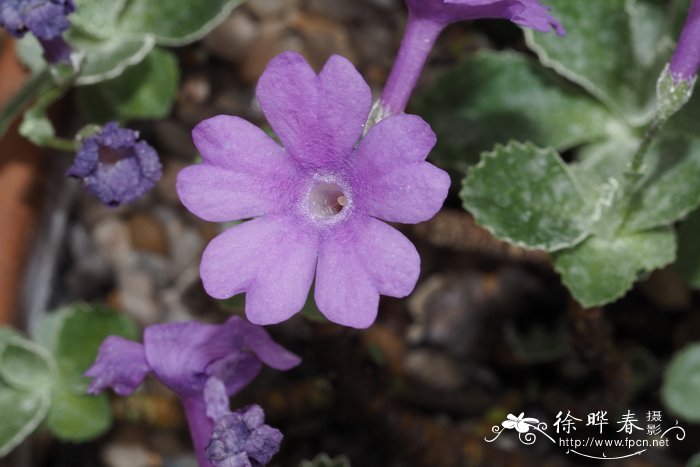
(670, 0, 700, 82)
(379, 15, 444, 115)
(182, 396, 214, 467)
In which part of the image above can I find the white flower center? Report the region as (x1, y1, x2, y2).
(301, 174, 353, 225)
(308, 181, 346, 218)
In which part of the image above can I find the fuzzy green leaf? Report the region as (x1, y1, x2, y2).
(46, 390, 112, 441)
(36, 304, 138, 441)
(624, 137, 700, 232)
(41, 304, 138, 390)
(414, 51, 619, 168)
(662, 343, 700, 422)
(525, 0, 669, 123)
(76, 47, 179, 122)
(0, 333, 55, 457)
(70, 33, 156, 86)
(116, 0, 244, 45)
(70, 0, 128, 39)
(0, 338, 55, 390)
(666, 85, 700, 138)
(553, 228, 676, 307)
(0, 383, 51, 457)
(461, 142, 591, 251)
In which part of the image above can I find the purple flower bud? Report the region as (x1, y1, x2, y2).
(66, 122, 162, 207)
(85, 316, 300, 467)
(176, 52, 451, 329)
(206, 405, 283, 467)
(670, 0, 700, 83)
(0, 0, 75, 63)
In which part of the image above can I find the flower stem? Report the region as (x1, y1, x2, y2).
(0, 69, 52, 139)
(42, 136, 78, 152)
(379, 16, 443, 116)
(182, 396, 214, 467)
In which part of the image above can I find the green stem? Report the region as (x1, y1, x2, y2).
(42, 137, 78, 152)
(613, 117, 667, 234)
(628, 119, 663, 179)
(0, 69, 52, 139)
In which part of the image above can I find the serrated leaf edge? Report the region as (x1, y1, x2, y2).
(461, 141, 591, 252)
(553, 227, 677, 307)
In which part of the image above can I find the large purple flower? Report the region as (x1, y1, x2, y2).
(177, 52, 450, 329)
(66, 122, 162, 207)
(670, 0, 700, 83)
(85, 316, 300, 467)
(0, 0, 75, 63)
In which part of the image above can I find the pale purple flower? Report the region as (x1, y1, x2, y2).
(85, 316, 300, 467)
(177, 52, 450, 329)
(379, 0, 564, 114)
(670, 0, 700, 83)
(0, 0, 75, 62)
(66, 122, 162, 207)
(206, 405, 282, 467)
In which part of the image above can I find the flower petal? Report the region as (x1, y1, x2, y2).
(314, 228, 379, 329)
(229, 317, 302, 370)
(191, 115, 285, 169)
(177, 164, 296, 222)
(354, 114, 450, 223)
(509, 0, 565, 35)
(205, 352, 262, 399)
(85, 336, 150, 396)
(356, 114, 437, 169)
(413, 0, 564, 35)
(144, 320, 236, 395)
(180, 116, 299, 222)
(200, 216, 318, 324)
(354, 217, 420, 297)
(256, 52, 372, 168)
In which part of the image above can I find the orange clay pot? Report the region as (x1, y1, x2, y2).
(0, 38, 46, 326)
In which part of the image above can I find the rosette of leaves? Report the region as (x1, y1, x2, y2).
(416, 0, 700, 307)
(0, 304, 137, 455)
(10, 0, 244, 144)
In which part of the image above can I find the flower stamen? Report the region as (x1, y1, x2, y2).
(306, 180, 349, 220)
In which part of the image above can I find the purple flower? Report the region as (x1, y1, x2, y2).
(405, 0, 564, 33)
(0, 0, 75, 63)
(176, 52, 450, 329)
(85, 316, 300, 467)
(379, 0, 563, 114)
(670, 0, 700, 83)
(206, 405, 282, 467)
(66, 122, 162, 207)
